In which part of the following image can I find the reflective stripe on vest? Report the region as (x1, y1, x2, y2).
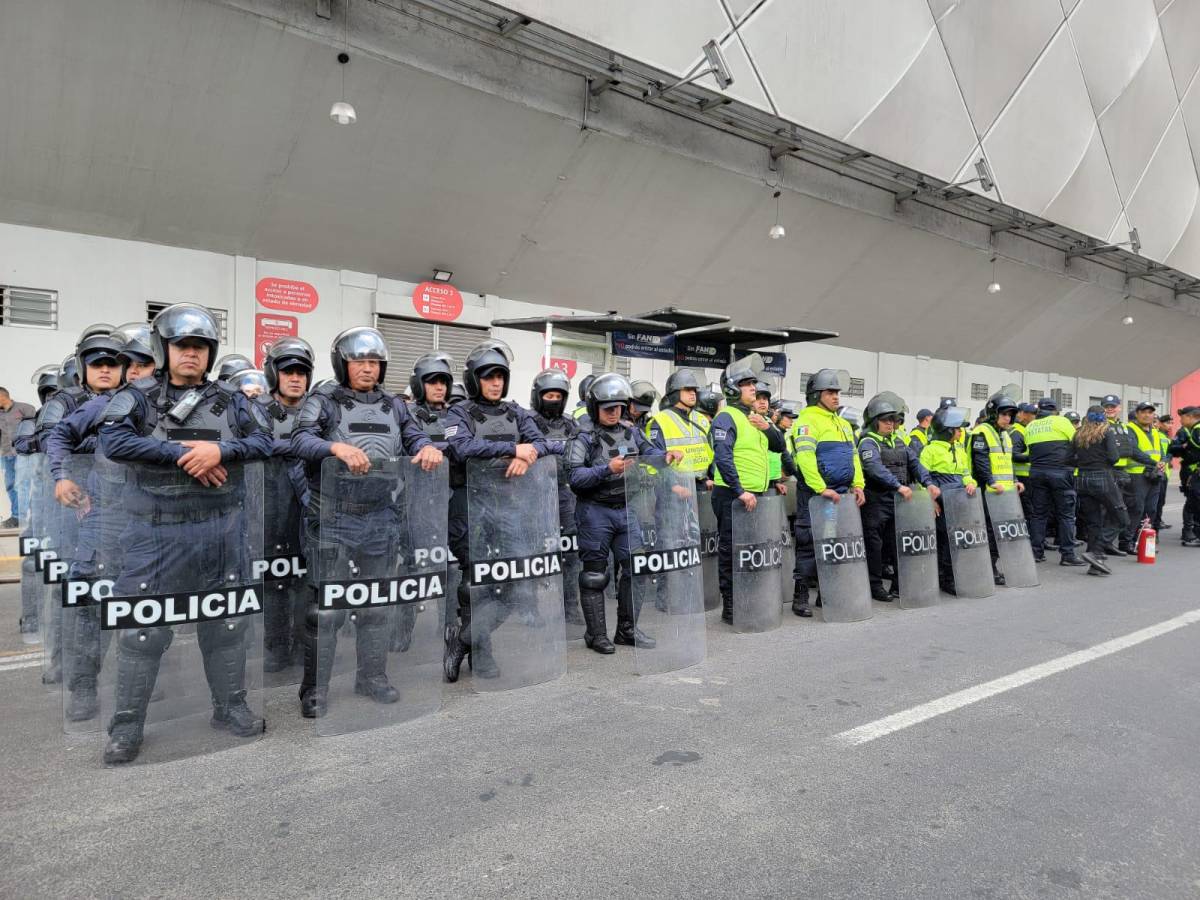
(650, 408, 714, 474)
(973, 422, 1014, 490)
(713, 406, 769, 493)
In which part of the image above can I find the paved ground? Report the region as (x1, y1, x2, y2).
(1, 504, 1198, 899)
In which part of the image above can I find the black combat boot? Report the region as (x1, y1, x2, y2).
(354, 614, 399, 704)
(580, 589, 615, 654)
(103, 638, 166, 765)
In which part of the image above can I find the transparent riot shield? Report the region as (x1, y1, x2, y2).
(32, 454, 64, 690)
(16, 458, 48, 648)
(315, 457, 448, 735)
(732, 493, 784, 633)
(559, 528, 585, 643)
(55, 453, 116, 736)
(697, 485, 720, 612)
(96, 460, 264, 766)
(893, 489, 939, 609)
(259, 457, 308, 687)
(808, 495, 872, 623)
(625, 464, 705, 675)
(466, 457, 566, 692)
(942, 488, 995, 599)
(984, 488, 1039, 589)
(782, 476, 798, 518)
(778, 495, 796, 606)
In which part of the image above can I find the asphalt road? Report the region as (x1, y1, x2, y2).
(1, 504, 1198, 899)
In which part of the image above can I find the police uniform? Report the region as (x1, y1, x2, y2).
(1124, 414, 1165, 544)
(1023, 404, 1085, 564)
(919, 427, 976, 593)
(711, 399, 785, 619)
(1153, 424, 1172, 529)
(787, 403, 864, 610)
(1169, 410, 1200, 544)
(858, 428, 933, 599)
(969, 418, 1015, 581)
(99, 369, 273, 762)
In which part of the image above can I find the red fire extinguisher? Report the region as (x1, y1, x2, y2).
(1136, 518, 1157, 564)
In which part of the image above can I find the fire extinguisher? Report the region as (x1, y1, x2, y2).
(1136, 518, 1157, 564)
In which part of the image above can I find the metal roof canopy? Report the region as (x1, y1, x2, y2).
(635, 306, 730, 331)
(778, 326, 840, 343)
(490, 313, 678, 335)
(674, 324, 790, 351)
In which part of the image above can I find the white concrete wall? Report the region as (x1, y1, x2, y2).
(0, 221, 1169, 519)
(506, 0, 1200, 279)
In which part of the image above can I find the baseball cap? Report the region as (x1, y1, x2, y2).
(1135, 401, 1156, 412)
(1101, 394, 1121, 406)
(916, 408, 933, 420)
(1178, 405, 1200, 416)
(1037, 397, 1059, 412)
(1017, 402, 1037, 414)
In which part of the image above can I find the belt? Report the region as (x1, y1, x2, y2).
(133, 505, 237, 525)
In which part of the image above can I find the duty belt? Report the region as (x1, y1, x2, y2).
(132, 504, 238, 525)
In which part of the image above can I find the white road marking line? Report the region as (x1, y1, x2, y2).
(0, 658, 43, 673)
(834, 608, 1200, 746)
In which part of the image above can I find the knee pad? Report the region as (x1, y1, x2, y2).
(202, 614, 251, 648)
(579, 562, 609, 593)
(304, 603, 346, 633)
(118, 627, 173, 656)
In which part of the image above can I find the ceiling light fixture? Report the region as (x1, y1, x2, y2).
(432, 268, 453, 282)
(986, 255, 1001, 294)
(769, 191, 785, 240)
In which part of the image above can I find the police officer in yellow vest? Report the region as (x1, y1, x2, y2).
(788, 369, 866, 617)
(645, 369, 715, 485)
(1169, 405, 1200, 546)
(908, 408, 934, 454)
(1124, 402, 1167, 545)
(1100, 394, 1154, 554)
(919, 406, 977, 594)
(969, 392, 1023, 586)
(710, 358, 786, 625)
(1009, 402, 1036, 516)
(1152, 413, 1173, 531)
(754, 380, 795, 493)
(1024, 398, 1088, 566)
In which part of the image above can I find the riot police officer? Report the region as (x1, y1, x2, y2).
(1024, 398, 1087, 566)
(711, 358, 788, 622)
(289, 328, 441, 717)
(529, 368, 584, 628)
(645, 369, 714, 485)
(787, 370, 865, 616)
(46, 327, 156, 719)
(408, 352, 455, 450)
(858, 393, 938, 601)
(695, 387, 723, 426)
(229, 369, 270, 400)
(1170, 406, 1200, 546)
(908, 408, 934, 453)
(568, 374, 676, 652)
(442, 342, 553, 682)
(258, 337, 315, 673)
(919, 406, 977, 594)
(571, 374, 597, 431)
(628, 380, 659, 427)
(98, 304, 273, 764)
(969, 392, 1023, 585)
(449, 381, 467, 406)
(214, 353, 254, 382)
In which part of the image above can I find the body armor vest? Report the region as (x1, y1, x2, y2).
(535, 413, 578, 490)
(411, 402, 448, 444)
(138, 380, 241, 505)
(582, 425, 639, 506)
(326, 387, 403, 458)
(259, 396, 300, 441)
(865, 433, 910, 491)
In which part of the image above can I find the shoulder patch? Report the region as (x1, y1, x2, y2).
(712, 428, 728, 442)
(860, 447, 876, 461)
(794, 425, 810, 436)
(443, 424, 459, 438)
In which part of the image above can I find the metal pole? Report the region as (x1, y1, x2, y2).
(543, 321, 554, 369)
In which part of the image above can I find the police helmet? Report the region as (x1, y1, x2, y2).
(586, 373, 633, 423)
(409, 351, 454, 403)
(722, 355, 761, 399)
(930, 406, 970, 440)
(59, 355, 80, 391)
(939, 397, 958, 409)
(263, 336, 315, 393)
(32, 364, 60, 404)
(113, 322, 154, 365)
(984, 392, 1019, 422)
(152, 304, 221, 375)
(838, 406, 862, 428)
(776, 400, 801, 423)
(805, 368, 843, 405)
(629, 380, 659, 416)
(530, 368, 571, 417)
(863, 392, 904, 427)
(696, 388, 722, 418)
(577, 373, 596, 405)
(663, 369, 703, 408)
(229, 369, 270, 398)
(1063, 409, 1081, 426)
(463, 339, 512, 400)
(449, 381, 467, 406)
(330, 327, 389, 387)
(74, 325, 125, 389)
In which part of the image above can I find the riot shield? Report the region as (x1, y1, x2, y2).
(625, 464, 705, 674)
(782, 476, 798, 518)
(697, 485, 720, 612)
(984, 488, 1039, 588)
(17, 453, 48, 646)
(942, 488, 995, 599)
(559, 528, 585, 643)
(466, 457, 566, 692)
(315, 456, 447, 735)
(31, 454, 64, 689)
(732, 493, 784, 633)
(809, 495, 872, 623)
(893, 489, 939, 609)
(259, 457, 308, 686)
(96, 460, 264, 766)
(778, 495, 796, 606)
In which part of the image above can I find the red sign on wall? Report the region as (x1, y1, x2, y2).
(254, 314, 299, 367)
(412, 282, 464, 322)
(256, 278, 319, 314)
(548, 357, 578, 379)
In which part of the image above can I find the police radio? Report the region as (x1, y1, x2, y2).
(165, 389, 205, 424)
